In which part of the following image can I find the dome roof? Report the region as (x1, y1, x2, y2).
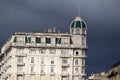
(70, 16, 87, 29)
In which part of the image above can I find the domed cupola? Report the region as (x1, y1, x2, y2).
(70, 16, 87, 34)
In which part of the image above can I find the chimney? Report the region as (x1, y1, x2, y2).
(47, 28, 52, 33)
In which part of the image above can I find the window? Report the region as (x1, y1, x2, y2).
(46, 38, 51, 44)
(17, 76, 23, 80)
(70, 38, 73, 44)
(49, 49, 56, 54)
(82, 21, 86, 28)
(41, 57, 44, 64)
(40, 76, 45, 80)
(62, 38, 68, 44)
(36, 37, 41, 43)
(76, 51, 78, 55)
(25, 37, 31, 43)
(51, 67, 54, 72)
(51, 60, 54, 64)
(30, 76, 35, 80)
(56, 38, 61, 44)
(61, 77, 67, 80)
(31, 57, 34, 63)
(61, 49, 68, 54)
(75, 68, 78, 72)
(17, 66, 23, 72)
(31, 66, 34, 72)
(75, 59, 78, 65)
(62, 59, 68, 64)
(50, 76, 55, 80)
(41, 67, 44, 73)
(17, 57, 23, 62)
(17, 48, 23, 54)
(41, 50, 45, 54)
(13, 37, 17, 43)
(76, 29, 80, 34)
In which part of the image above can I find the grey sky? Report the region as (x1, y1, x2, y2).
(0, 0, 120, 75)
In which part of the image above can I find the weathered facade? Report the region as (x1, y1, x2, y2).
(107, 61, 120, 80)
(0, 17, 88, 80)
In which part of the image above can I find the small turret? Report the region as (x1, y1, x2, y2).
(70, 16, 87, 35)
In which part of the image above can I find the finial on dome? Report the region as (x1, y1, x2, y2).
(75, 16, 82, 21)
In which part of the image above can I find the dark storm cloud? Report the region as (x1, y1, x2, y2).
(0, 0, 120, 75)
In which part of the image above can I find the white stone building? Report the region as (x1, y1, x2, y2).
(0, 16, 88, 80)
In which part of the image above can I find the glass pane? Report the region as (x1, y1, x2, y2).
(56, 38, 61, 44)
(46, 38, 51, 44)
(70, 38, 73, 44)
(36, 37, 41, 43)
(25, 37, 31, 43)
(13, 37, 17, 43)
(76, 21, 81, 28)
(82, 21, 86, 28)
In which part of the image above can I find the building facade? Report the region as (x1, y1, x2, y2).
(0, 17, 88, 80)
(107, 61, 120, 80)
(88, 72, 109, 80)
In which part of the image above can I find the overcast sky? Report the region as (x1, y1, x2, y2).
(0, 0, 120, 75)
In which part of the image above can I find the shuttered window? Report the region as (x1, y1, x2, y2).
(36, 37, 41, 43)
(13, 37, 17, 43)
(56, 38, 61, 44)
(46, 38, 51, 44)
(25, 37, 31, 43)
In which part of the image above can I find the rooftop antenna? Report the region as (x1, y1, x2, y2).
(77, 0, 80, 17)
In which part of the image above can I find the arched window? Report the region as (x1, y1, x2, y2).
(76, 29, 80, 34)
(76, 51, 79, 55)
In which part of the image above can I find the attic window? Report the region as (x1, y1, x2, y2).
(56, 38, 61, 44)
(70, 38, 73, 44)
(25, 37, 31, 43)
(36, 37, 41, 43)
(13, 37, 17, 43)
(46, 38, 51, 44)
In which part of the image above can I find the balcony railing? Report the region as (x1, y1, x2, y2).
(61, 72, 69, 76)
(73, 55, 87, 58)
(30, 72, 35, 75)
(80, 73, 86, 76)
(15, 53, 27, 57)
(61, 63, 69, 67)
(60, 54, 71, 58)
(40, 72, 45, 75)
(17, 72, 24, 75)
(50, 72, 55, 75)
(73, 72, 79, 76)
(17, 62, 25, 66)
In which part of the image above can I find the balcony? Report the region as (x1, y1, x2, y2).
(61, 63, 69, 67)
(60, 54, 71, 58)
(30, 72, 35, 75)
(15, 53, 27, 57)
(61, 72, 69, 76)
(17, 72, 24, 75)
(17, 62, 25, 66)
(50, 72, 55, 75)
(40, 72, 45, 75)
(73, 55, 87, 58)
(73, 72, 79, 76)
(80, 73, 86, 76)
